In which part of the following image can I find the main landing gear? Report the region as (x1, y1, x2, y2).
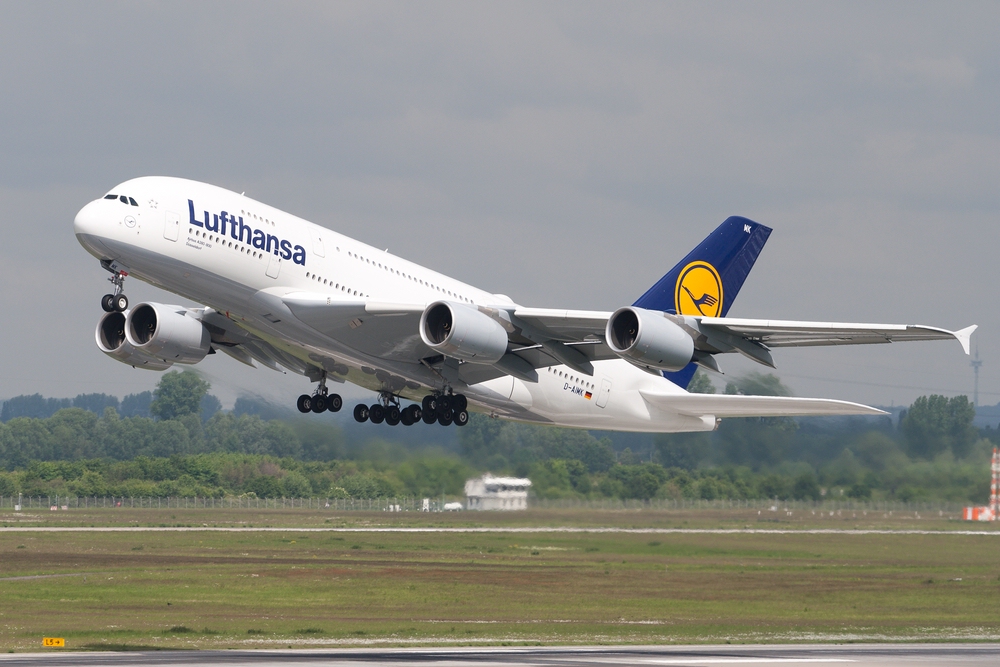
(297, 373, 343, 414)
(353, 392, 468, 427)
(100, 267, 129, 313)
(353, 392, 414, 426)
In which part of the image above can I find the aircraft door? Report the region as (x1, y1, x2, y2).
(596, 378, 612, 408)
(266, 254, 281, 279)
(313, 232, 326, 258)
(164, 211, 180, 241)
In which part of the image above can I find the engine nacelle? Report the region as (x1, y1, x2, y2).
(419, 301, 509, 364)
(606, 306, 695, 372)
(125, 302, 212, 365)
(95, 311, 174, 371)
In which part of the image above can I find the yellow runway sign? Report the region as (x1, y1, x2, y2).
(42, 637, 64, 647)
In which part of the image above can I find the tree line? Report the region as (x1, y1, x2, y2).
(0, 370, 993, 503)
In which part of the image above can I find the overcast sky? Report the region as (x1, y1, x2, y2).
(1, 1, 997, 410)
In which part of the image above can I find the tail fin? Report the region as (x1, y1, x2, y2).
(632, 216, 772, 389)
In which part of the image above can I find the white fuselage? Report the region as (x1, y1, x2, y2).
(74, 176, 710, 433)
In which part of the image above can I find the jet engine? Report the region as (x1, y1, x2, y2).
(125, 302, 212, 365)
(95, 311, 174, 371)
(419, 301, 509, 364)
(606, 306, 695, 372)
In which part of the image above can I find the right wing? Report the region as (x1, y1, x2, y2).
(695, 317, 976, 355)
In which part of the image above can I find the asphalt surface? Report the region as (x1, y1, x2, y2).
(0, 527, 999, 535)
(0, 645, 996, 667)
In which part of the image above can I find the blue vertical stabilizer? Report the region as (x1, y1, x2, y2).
(632, 216, 772, 389)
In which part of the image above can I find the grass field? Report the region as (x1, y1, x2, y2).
(0, 508, 998, 651)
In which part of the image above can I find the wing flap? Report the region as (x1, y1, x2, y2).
(640, 390, 886, 418)
(512, 307, 611, 341)
(280, 293, 431, 361)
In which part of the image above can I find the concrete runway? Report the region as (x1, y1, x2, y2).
(1, 527, 999, 535)
(0, 645, 996, 667)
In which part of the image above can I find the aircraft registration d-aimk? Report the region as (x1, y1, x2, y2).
(74, 177, 975, 432)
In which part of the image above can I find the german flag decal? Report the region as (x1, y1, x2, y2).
(585, 391, 593, 400)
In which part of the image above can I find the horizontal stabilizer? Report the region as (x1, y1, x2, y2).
(640, 390, 886, 419)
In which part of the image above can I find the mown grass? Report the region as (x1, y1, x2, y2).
(0, 516, 998, 651)
(2, 505, 997, 531)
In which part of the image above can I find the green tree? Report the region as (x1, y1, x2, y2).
(901, 395, 977, 459)
(150, 371, 211, 421)
(791, 472, 821, 500)
(687, 370, 716, 394)
(725, 372, 792, 396)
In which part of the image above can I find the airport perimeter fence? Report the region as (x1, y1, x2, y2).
(0, 495, 969, 514)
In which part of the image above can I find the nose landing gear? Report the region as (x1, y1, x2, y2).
(297, 372, 343, 414)
(100, 262, 129, 313)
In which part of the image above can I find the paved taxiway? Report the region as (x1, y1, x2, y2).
(0, 645, 996, 666)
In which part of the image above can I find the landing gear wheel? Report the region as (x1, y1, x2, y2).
(369, 404, 385, 424)
(114, 294, 129, 312)
(328, 394, 343, 412)
(353, 404, 369, 423)
(101, 294, 116, 313)
(296, 394, 313, 414)
(385, 406, 401, 426)
(437, 395, 452, 413)
(437, 410, 453, 426)
(453, 410, 469, 426)
(406, 405, 422, 423)
(311, 395, 328, 413)
(422, 395, 437, 413)
(421, 408, 437, 425)
(400, 408, 414, 426)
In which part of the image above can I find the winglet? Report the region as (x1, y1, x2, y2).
(954, 324, 977, 355)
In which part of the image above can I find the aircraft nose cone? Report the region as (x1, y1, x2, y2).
(74, 200, 105, 237)
(74, 200, 104, 237)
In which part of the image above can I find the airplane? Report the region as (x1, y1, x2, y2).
(74, 177, 976, 433)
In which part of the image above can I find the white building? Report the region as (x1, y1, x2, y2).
(464, 474, 532, 510)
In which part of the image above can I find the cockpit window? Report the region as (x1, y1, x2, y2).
(119, 195, 128, 204)
(128, 197, 138, 206)
(104, 194, 117, 200)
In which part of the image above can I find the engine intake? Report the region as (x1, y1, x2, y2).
(125, 302, 212, 365)
(419, 301, 509, 364)
(606, 306, 695, 372)
(95, 311, 174, 371)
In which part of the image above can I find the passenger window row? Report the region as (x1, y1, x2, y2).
(339, 247, 474, 304)
(305, 271, 363, 297)
(193, 229, 265, 259)
(241, 209, 275, 227)
(546, 366, 595, 390)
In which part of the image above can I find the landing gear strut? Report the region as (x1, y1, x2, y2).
(297, 372, 342, 414)
(100, 263, 129, 313)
